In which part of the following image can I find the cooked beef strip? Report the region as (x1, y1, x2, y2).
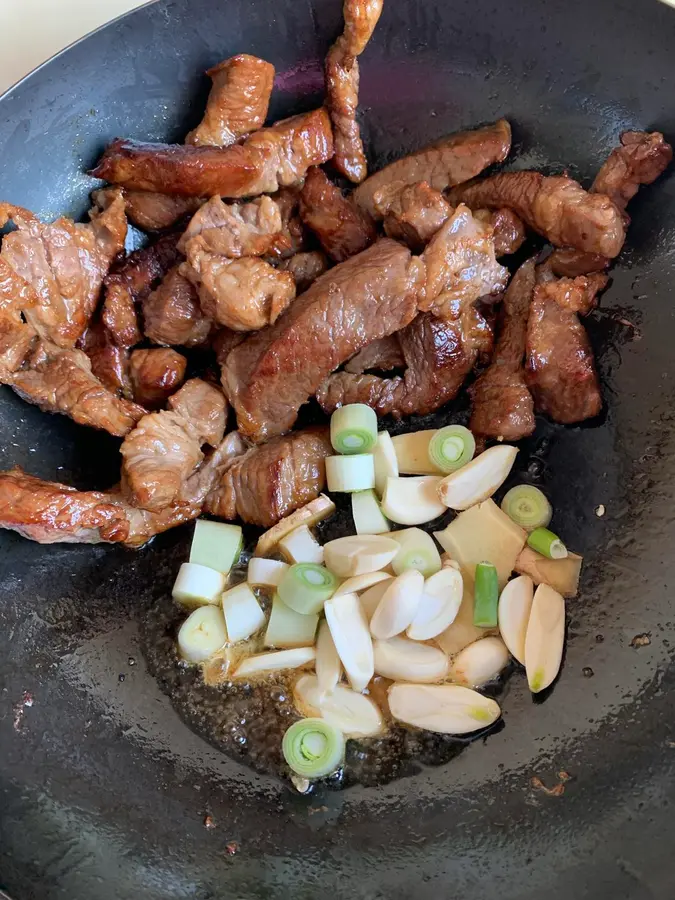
(142, 266, 212, 347)
(354, 120, 512, 219)
(344, 334, 405, 374)
(204, 427, 332, 527)
(470, 259, 536, 441)
(419, 204, 508, 316)
(449, 172, 625, 257)
(325, 0, 384, 183)
(269, 187, 309, 258)
(222, 238, 424, 442)
(91, 108, 334, 198)
(113, 189, 205, 232)
(101, 228, 183, 348)
(178, 195, 288, 258)
(591, 130, 672, 213)
(0, 192, 127, 349)
(121, 378, 227, 512)
(299, 166, 376, 261)
(0, 257, 38, 380)
(186, 55, 275, 148)
(211, 327, 247, 367)
(78, 320, 132, 397)
(382, 182, 452, 250)
(545, 248, 609, 278)
(129, 348, 187, 409)
(474, 207, 526, 256)
(278, 251, 330, 292)
(10, 341, 145, 436)
(181, 244, 296, 331)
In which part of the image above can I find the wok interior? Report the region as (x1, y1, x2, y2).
(1, 0, 675, 896)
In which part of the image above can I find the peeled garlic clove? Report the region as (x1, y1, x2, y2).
(370, 569, 424, 640)
(334, 570, 391, 596)
(498, 575, 534, 664)
(324, 592, 374, 692)
(324, 534, 399, 578)
(178, 605, 228, 664)
(435, 581, 485, 656)
(450, 636, 510, 687)
(389, 683, 500, 734)
(315, 620, 342, 696)
(437, 445, 518, 511)
(381, 475, 446, 525)
(407, 566, 463, 640)
(294, 673, 385, 737)
(359, 577, 394, 621)
(524, 583, 565, 693)
(374, 636, 449, 683)
(233, 647, 315, 678)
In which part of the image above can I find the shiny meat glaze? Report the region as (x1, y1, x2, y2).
(128, 348, 187, 409)
(167, 378, 229, 448)
(278, 251, 330, 291)
(382, 181, 452, 250)
(470, 258, 536, 441)
(91, 109, 334, 198)
(591, 130, 672, 212)
(325, 0, 384, 182)
(354, 119, 512, 219)
(142, 266, 212, 348)
(299, 166, 376, 261)
(222, 238, 424, 442)
(475, 207, 526, 257)
(185, 55, 275, 148)
(78, 320, 131, 397)
(0, 257, 38, 380)
(344, 333, 404, 373)
(112, 189, 205, 232)
(204, 427, 332, 527)
(177, 195, 287, 259)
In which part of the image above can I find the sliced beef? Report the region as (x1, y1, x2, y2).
(474, 207, 526, 256)
(186, 55, 275, 148)
(278, 251, 330, 291)
(142, 266, 211, 347)
(222, 238, 424, 442)
(382, 182, 452, 250)
(78, 321, 131, 397)
(354, 120, 512, 219)
(178, 195, 287, 258)
(325, 0, 384, 182)
(0, 257, 37, 380)
(91, 108, 334, 198)
(167, 377, 228, 448)
(181, 245, 296, 331)
(545, 248, 609, 278)
(592, 130, 672, 213)
(470, 259, 536, 441)
(114, 189, 205, 232)
(0, 192, 127, 349)
(299, 166, 376, 261)
(449, 172, 625, 257)
(129, 348, 187, 409)
(204, 427, 332, 527)
(344, 334, 404, 374)
(212, 328, 247, 367)
(102, 229, 182, 348)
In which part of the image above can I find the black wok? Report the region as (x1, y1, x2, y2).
(2, 0, 675, 897)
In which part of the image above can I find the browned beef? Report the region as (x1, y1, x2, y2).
(115, 190, 205, 231)
(268, 187, 309, 258)
(354, 120, 512, 219)
(0, 257, 37, 380)
(129, 348, 187, 409)
(299, 167, 376, 262)
(204, 427, 331, 527)
(545, 248, 609, 278)
(279, 251, 331, 291)
(211, 328, 247, 367)
(222, 238, 424, 442)
(344, 334, 405, 374)
(91, 109, 334, 198)
(142, 266, 211, 347)
(167, 377, 229, 447)
(470, 259, 536, 441)
(475, 207, 527, 256)
(78, 320, 131, 397)
(592, 130, 672, 212)
(186, 55, 275, 148)
(382, 182, 452, 250)
(178, 195, 288, 258)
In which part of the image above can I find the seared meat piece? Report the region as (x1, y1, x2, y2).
(204, 427, 332, 527)
(592, 130, 672, 213)
(0, 192, 127, 349)
(270, 187, 308, 258)
(186, 55, 275, 148)
(91, 108, 334, 198)
(167, 377, 228, 447)
(474, 207, 526, 256)
(470, 259, 536, 441)
(181, 244, 296, 331)
(102, 229, 182, 348)
(450, 172, 625, 257)
(78, 321, 131, 397)
(178, 195, 287, 258)
(129, 348, 187, 409)
(279, 251, 330, 292)
(142, 266, 211, 347)
(420, 204, 508, 316)
(536, 270, 609, 315)
(10, 342, 145, 436)
(121, 378, 227, 511)
(354, 120, 512, 219)
(116, 189, 205, 231)
(223, 238, 424, 442)
(299, 167, 376, 261)
(525, 274, 604, 424)
(383, 182, 452, 250)
(545, 248, 609, 278)
(325, 0, 384, 182)
(212, 328, 247, 367)
(0, 258, 37, 379)
(318, 305, 492, 418)
(344, 334, 404, 374)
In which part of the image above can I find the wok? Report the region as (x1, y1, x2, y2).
(1, 0, 675, 897)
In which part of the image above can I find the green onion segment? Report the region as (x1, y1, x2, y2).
(330, 404, 378, 455)
(390, 528, 442, 577)
(501, 485, 552, 532)
(326, 454, 376, 492)
(474, 561, 499, 627)
(527, 527, 568, 560)
(428, 425, 476, 474)
(282, 717, 345, 778)
(277, 563, 338, 615)
(189, 519, 243, 574)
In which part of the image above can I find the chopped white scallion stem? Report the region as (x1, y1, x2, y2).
(389, 528, 442, 577)
(278, 524, 324, 564)
(247, 558, 289, 590)
(221, 582, 266, 643)
(351, 489, 391, 534)
(372, 431, 399, 496)
(326, 454, 376, 492)
(265, 595, 319, 648)
(172, 562, 226, 608)
(233, 647, 316, 679)
(189, 519, 243, 574)
(177, 606, 228, 664)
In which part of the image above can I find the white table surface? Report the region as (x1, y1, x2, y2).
(0, 0, 149, 95)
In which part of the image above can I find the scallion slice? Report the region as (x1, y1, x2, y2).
(352, 489, 390, 534)
(282, 718, 345, 778)
(527, 527, 568, 560)
(390, 528, 442, 577)
(473, 561, 499, 627)
(428, 425, 476, 474)
(277, 563, 338, 615)
(326, 454, 376, 492)
(330, 403, 378, 454)
(501, 485, 552, 532)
